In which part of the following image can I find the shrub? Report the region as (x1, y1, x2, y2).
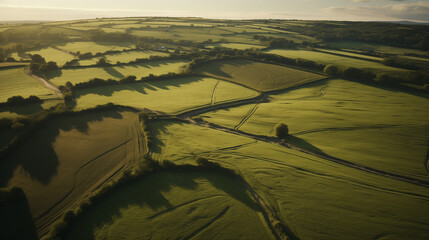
(324, 64, 339, 75)
(275, 123, 289, 139)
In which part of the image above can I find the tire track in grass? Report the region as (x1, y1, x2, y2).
(211, 81, 220, 105)
(234, 103, 260, 131)
(185, 206, 230, 240)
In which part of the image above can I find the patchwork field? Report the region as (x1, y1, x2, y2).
(196, 59, 326, 92)
(266, 49, 405, 72)
(64, 171, 274, 240)
(200, 79, 429, 181)
(0, 67, 56, 102)
(322, 41, 428, 56)
(74, 76, 259, 113)
(206, 43, 266, 50)
(77, 50, 169, 66)
(55, 42, 135, 54)
(0, 109, 145, 235)
(47, 59, 189, 86)
(315, 48, 383, 61)
(27, 47, 76, 66)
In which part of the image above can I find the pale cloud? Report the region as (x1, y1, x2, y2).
(325, 2, 429, 21)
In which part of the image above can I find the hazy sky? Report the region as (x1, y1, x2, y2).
(0, 0, 428, 22)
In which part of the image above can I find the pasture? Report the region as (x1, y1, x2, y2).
(196, 59, 326, 91)
(149, 120, 429, 240)
(64, 171, 273, 240)
(322, 41, 428, 56)
(0, 110, 144, 235)
(266, 49, 405, 72)
(200, 78, 429, 181)
(77, 50, 169, 66)
(0, 67, 56, 102)
(55, 42, 135, 55)
(206, 42, 266, 50)
(27, 47, 76, 66)
(73, 76, 258, 113)
(47, 59, 189, 86)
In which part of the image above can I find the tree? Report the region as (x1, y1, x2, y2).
(96, 57, 109, 66)
(324, 64, 339, 75)
(275, 123, 289, 139)
(30, 54, 46, 64)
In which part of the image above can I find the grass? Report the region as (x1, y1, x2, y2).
(266, 49, 405, 72)
(55, 42, 135, 54)
(315, 48, 383, 61)
(64, 171, 273, 240)
(200, 78, 429, 181)
(0, 100, 62, 119)
(74, 76, 258, 113)
(206, 43, 266, 50)
(0, 110, 144, 231)
(27, 47, 76, 66)
(149, 120, 429, 240)
(0, 62, 28, 68)
(77, 50, 169, 66)
(0, 67, 57, 102)
(47, 59, 189, 86)
(322, 41, 428, 56)
(196, 59, 326, 92)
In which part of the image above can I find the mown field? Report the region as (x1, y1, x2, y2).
(200, 78, 429, 181)
(149, 120, 429, 240)
(77, 50, 169, 66)
(74, 76, 258, 113)
(0, 67, 56, 102)
(0, 109, 145, 236)
(265, 49, 405, 72)
(64, 171, 274, 240)
(196, 59, 326, 92)
(47, 59, 189, 86)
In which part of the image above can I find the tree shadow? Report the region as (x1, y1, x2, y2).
(0, 103, 44, 116)
(287, 135, 326, 155)
(197, 59, 254, 79)
(102, 66, 124, 79)
(0, 110, 124, 187)
(46, 69, 63, 80)
(64, 171, 260, 240)
(0, 189, 38, 240)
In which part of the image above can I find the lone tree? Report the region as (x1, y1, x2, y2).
(275, 123, 289, 139)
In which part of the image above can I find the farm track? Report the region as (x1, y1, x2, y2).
(234, 103, 260, 131)
(210, 81, 220, 105)
(24, 67, 63, 98)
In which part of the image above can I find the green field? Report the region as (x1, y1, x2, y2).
(27, 47, 76, 66)
(196, 59, 326, 91)
(74, 76, 258, 113)
(206, 43, 266, 50)
(315, 48, 383, 61)
(266, 49, 405, 72)
(47, 59, 189, 86)
(322, 41, 428, 56)
(56, 42, 135, 54)
(77, 50, 169, 66)
(64, 171, 273, 240)
(0, 100, 62, 119)
(200, 79, 429, 181)
(149, 120, 429, 240)
(0, 67, 56, 102)
(0, 110, 144, 233)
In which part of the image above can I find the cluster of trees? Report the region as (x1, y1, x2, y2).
(381, 57, 423, 70)
(0, 95, 41, 108)
(28, 54, 58, 77)
(253, 35, 297, 48)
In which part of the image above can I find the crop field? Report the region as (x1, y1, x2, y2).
(149, 120, 429, 240)
(64, 171, 273, 240)
(0, 110, 144, 235)
(27, 47, 76, 66)
(266, 49, 405, 72)
(77, 50, 169, 66)
(196, 59, 326, 91)
(200, 79, 429, 181)
(47, 59, 189, 86)
(74, 76, 258, 113)
(55, 42, 135, 54)
(0, 67, 57, 102)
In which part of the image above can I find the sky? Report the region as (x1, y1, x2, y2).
(0, 0, 428, 22)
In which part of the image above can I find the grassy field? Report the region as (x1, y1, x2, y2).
(47, 59, 189, 86)
(27, 47, 76, 66)
(322, 41, 428, 56)
(0, 67, 57, 102)
(64, 171, 273, 240)
(0, 62, 28, 68)
(77, 50, 169, 66)
(200, 78, 429, 181)
(266, 49, 405, 72)
(206, 43, 266, 50)
(196, 59, 326, 92)
(0, 100, 62, 119)
(55, 42, 135, 54)
(149, 120, 429, 240)
(0, 110, 144, 236)
(315, 48, 383, 61)
(74, 76, 258, 113)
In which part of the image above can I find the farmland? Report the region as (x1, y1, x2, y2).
(196, 59, 326, 91)
(47, 59, 189, 86)
(0, 16, 428, 240)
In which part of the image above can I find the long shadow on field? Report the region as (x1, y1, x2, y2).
(102, 66, 124, 79)
(46, 69, 63, 80)
(0, 103, 44, 116)
(0, 110, 123, 187)
(64, 171, 260, 240)
(0, 189, 38, 240)
(287, 135, 326, 155)
(75, 76, 204, 97)
(197, 59, 254, 79)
